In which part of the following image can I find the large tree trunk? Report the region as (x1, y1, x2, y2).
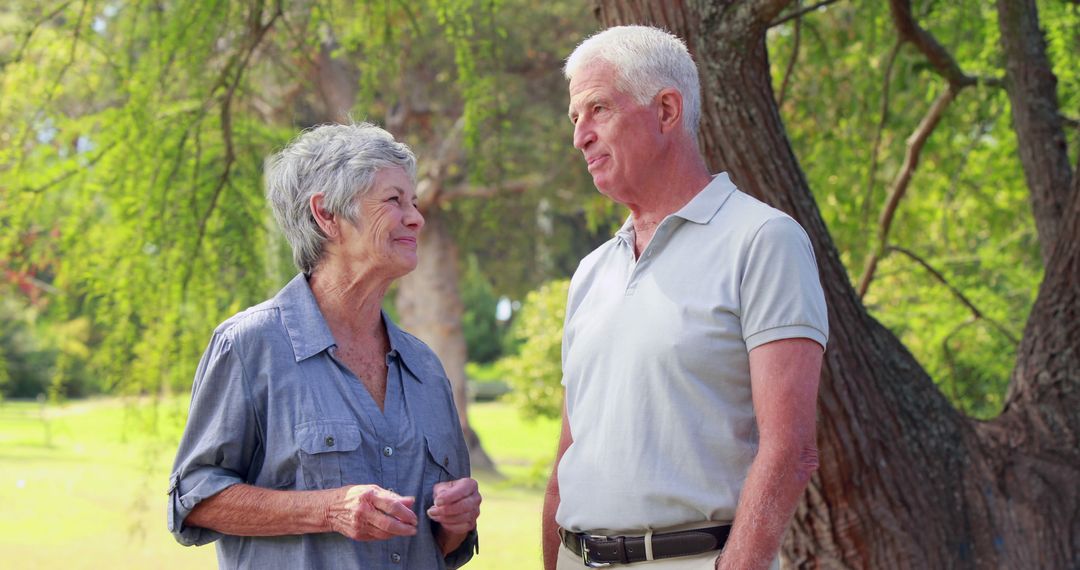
(395, 208, 498, 474)
(306, 44, 498, 474)
(592, 1, 1079, 567)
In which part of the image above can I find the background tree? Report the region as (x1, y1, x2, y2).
(589, 0, 1077, 567)
(0, 0, 600, 471)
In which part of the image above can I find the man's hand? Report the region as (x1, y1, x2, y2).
(327, 484, 419, 541)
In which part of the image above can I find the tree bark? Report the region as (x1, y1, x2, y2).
(996, 0, 1073, 265)
(592, 1, 1079, 567)
(395, 208, 498, 474)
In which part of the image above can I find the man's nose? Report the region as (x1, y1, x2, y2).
(573, 120, 595, 150)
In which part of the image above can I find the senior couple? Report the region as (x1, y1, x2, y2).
(169, 25, 827, 570)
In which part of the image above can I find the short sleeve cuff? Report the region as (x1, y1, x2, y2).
(443, 529, 479, 569)
(745, 324, 827, 353)
(167, 469, 242, 546)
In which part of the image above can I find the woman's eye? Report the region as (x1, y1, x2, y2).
(386, 196, 401, 203)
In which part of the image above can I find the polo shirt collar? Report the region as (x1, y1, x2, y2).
(671, 172, 736, 225)
(614, 173, 737, 247)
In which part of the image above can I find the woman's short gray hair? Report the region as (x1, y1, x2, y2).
(564, 25, 701, 137)
(265, 122, 417, 274)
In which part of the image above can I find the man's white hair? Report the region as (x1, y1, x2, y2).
(565, 25, 701, 137)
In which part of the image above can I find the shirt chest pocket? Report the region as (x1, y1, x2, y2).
(294, 420, 365, 489)
(421, 434, 464, 509)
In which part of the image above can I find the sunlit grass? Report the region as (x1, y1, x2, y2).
(0, 397, 559, 569)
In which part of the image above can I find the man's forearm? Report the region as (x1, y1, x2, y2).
(715, 445, 817, 570)
(186, 483, 337, 537)
(542, 471, 562, 570)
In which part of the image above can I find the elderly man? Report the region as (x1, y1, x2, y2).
(542, 26, 828, 570)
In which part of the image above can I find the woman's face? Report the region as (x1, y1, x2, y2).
(338, 166, 424, 279)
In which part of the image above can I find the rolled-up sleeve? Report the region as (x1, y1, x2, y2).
(168, 332, 259, 546)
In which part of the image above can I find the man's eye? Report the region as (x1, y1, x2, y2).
(386, 196, 400, 203)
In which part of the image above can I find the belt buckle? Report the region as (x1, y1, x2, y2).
(580, 535, 611, 568)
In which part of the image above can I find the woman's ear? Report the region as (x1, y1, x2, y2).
(309, 193, 338, 238)
(656, 87, 684, 134)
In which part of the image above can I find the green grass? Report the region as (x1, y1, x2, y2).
(0, 397, 560, 569)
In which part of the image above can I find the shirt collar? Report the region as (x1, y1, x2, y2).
(614, 173, 737, 246)
(383, 314, 427, 383)
(275, 274, 336, 362)
(275, 274, 425, 382)
(671, 172, 737, 224)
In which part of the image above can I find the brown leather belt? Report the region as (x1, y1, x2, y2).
(560, 525, 731, 567)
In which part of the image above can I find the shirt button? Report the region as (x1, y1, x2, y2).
(383, 446, 394, 457)
(390, 553, 401, 563)
(325, 436, 335, 447)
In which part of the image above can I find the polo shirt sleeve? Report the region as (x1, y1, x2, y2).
(740, 216, 829, 352)
(167, 332, 260, 546)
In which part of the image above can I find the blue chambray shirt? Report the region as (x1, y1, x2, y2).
(168, 273, 477, 569)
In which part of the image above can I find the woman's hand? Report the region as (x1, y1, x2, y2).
(327, 484, 419, 541)
(427, 477, 482, 554)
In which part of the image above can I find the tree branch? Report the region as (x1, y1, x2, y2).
(889, 245, 1019, 345)
(415, 117, 467, 211)
(7, 0, 76, 68)
(776, 0, 803, 108)
(20, 142, 118, 194)
(439, 174, 547, 202)
(858, 86, 957, 297)
(888, 0, 1002, 89)
(181, 2, 283, 295)
(770, 0, 841, 27)
(861, 38, 904, 222)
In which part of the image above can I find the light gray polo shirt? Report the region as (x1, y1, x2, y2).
(556, 173, 828, 534)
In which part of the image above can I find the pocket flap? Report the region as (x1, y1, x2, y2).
(295, 420, 362, 454)
(424, 434, 462, 479)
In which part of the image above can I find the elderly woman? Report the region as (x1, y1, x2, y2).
(168, 123, 480, 569)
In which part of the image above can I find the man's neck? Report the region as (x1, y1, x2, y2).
(627, 149, 712, 256)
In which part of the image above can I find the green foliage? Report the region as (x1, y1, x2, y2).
(0, 0, 556, 398)
(767, 0, 1067, 418)
(495, 279, 568, 420)
(460, 255, 506, 363)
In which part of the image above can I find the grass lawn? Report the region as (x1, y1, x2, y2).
(0, 396, 560, 569)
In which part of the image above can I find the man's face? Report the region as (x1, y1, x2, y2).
(568, 62, 662, 203)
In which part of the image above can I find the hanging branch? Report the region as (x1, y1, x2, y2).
(889, 245, 1020, 345)
(440, 173, 550, 201)
(888, 0, 1002, 89)
(776, 0, 803, 108)
(860, 0, 1008, 295)
(861, 39, 903, 222)
(770, 0, 841, 27)
(180, 2, 284, 295)
(858, 85, 956, 297)
(8, 0, 77, 68)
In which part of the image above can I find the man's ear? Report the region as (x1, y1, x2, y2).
(656, 88, 684, 134)
(309, 193, 338, 238)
